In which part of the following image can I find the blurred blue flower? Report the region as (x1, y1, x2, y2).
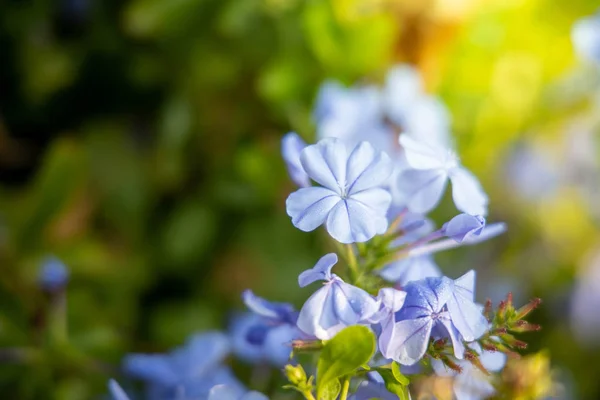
(281, 132, 310, 188)
(397, 135, 488, 216)
(379, 255, 442, 287)
(572, 12, 600, 63)
(286, 138, 393, 243)
(230, 291, 301, 366)
(314, 82, 394, 152)
(208, 385, 268, 400)
(350, 381, 400, 400)
(380, 276, 467, 365)
(108, 379, 131, 400)
(442, 214, 486, 243)
(123, 332, 243, 399)
(383, 65, 451, 148)
(432, 343, 506, 400)
(297, 253, 380, 339)
(38, 257, 69, 291)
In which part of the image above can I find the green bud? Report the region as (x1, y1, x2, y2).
(284, 364, 307, 386)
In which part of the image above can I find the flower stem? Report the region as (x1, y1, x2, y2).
(340, 377, 351, 400)
(303, 390, 316, 400)
(345, 244, 359, 281)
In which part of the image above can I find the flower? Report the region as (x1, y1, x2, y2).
(379, 276, 466, 365)
(38, 257, 69, 291)
(368, 287, 406, 331)
(123, 332, 243, 399)
(208, 385, 268, 400)
(296, 253, 380, 339)
(446, 270, 489, 342)
(397, 135, 488, 215)
(314, 81, 393, 152)
(230, 291, 301, 366)
(350, 381, 402, 400)
(383, 65, 451, 148)
(432, 343, 506, 400)
(572, 12, 600, 63)
(286, 138, 393, 243)
(379, 255, 442, 287)
(281, 132, 310, 188)
(442, 214, 486, 243)
(108, 380, 131, 400)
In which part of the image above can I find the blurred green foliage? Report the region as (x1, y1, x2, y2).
(1, 0, 600, 398)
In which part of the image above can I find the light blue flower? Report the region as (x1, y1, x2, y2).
(383, 65, 451, 148)
(397, 135, 488, 215)
(208, 385, 268, 400)
(281, 132, 310, 188)
(286, 138, 393, 243)
(572, 12, 600, 63)
(350, 381, 401, 400)
(230, 291, 300, 366)
(446, 270, 489, 342)
(432, 343, 506, 400)
(442, 214, 486, 243)
(380, 276, 467, 365)
(379, 255, 442, 287)
(297, 253, 380, 339)
(368, 288, 406, 338)
(123, 332, 242, 399)
(38, 257, 69, 291)
(108, 380, 131, 400)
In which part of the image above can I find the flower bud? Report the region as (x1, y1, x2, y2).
(284, 364, 307, 386)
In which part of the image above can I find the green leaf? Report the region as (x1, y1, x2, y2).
(319, 378, 341, 400)
(377, 368, 410, 400)
(391, 361, 410, 386)
(316, 326, 376, 399)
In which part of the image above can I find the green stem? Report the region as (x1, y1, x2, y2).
(303, 390, 316, 400)
(340, 377, 351, 400)
(346, 244, 359, 282)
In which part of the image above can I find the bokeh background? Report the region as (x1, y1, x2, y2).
(1, 0, 600, 398)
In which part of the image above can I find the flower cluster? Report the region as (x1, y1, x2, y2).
(108, 65, 541, 400)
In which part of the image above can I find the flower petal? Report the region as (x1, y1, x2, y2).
(387, 317, 433, 365)
(442, 214, 486, 243)
(351, 188, 393, 218)
(346, 141, 393, 194)
(281, 132, 310, 187)
(446, 272, 488, 341)
(208, 385, 240, 400)
(298, 253, 338, 287)
(397, 168, 448, 214)
(331, 281, 380, 325)
(242, 290, 296, 323)
(297, 285, 343, 340)
(399, 135, 446, 170)
(263, 324, 297, 366)
(449, 167, 488, 216)
(326, 199, 388, 243)
(379, 255, 442, 286)
(108, 380, 131, 400)
(437, 316, 466, 360)
(286, 187, 340, 232)
(300, 138, 347, 192)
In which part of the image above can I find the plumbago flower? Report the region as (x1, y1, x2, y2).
(123, 332, 245, 399)
(281, 132, 310, 188)
(230, 290, 301, 366)
(296, 253, 380, 339)
(380, 271, 487, 366)
(286, 138, 393, 243)
(397, 135, 488, 215)
(380, 213, 502, 286)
